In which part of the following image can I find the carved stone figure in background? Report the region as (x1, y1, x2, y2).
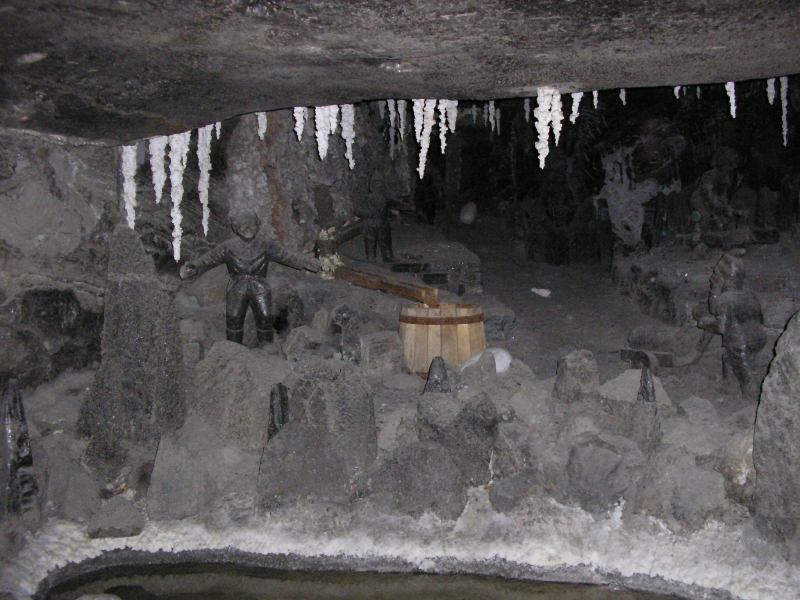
(355, 167, 395, 263)
(690, 147, 748, 247)
(180, 209, 320, 345)
(1, 379, 38, 520)
(694, 253, 767, 400)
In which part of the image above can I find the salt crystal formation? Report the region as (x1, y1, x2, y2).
(293, 107, 307, 141)
(445, 100, 458, 133)
(417, 99, 436, 178)
(472, 104, 477, 125)
(388, 99, 397, 159)
(483, 103, 489, 126)
(726, 82, 736, 118)
(781, 76, 789, 147)
(314, 105, 339, 160)
(121, 144, 138, 229)
(696, 86, 701, 99)
(593, 90, 599, 109)
(767, 78, 776, 105)
(197, 124, 214, 236)
(488, 101, 496, 132)
(524, 98, 531, 123)
(413, 99, 425, 143)
(620, 88, 627, 106)
(168, 131, 191, 261)
(340, 104, 356, 169)
(214, 122, 221, 139)
(256, 112, 267, 140)
(438, 100, 448, 153)
(496, 108, 501, 135)
(378, 100, 386, 120)
(148, 136, 168, 204)
(569, 92, 583, 124)
(534, 87, 554, 169)
(551, 90, 563, 145)
(397, 100, 407, 140)
(674, 86, 681, 99)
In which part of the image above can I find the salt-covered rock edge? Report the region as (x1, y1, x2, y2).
(2, 489, 797, 600)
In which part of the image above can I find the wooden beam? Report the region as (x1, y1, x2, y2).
(333, 265, 439, 306)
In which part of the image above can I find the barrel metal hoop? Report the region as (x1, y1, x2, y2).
(399, 314, 484, 326)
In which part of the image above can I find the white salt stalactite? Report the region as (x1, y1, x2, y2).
(340, 104, 356, 169)
(413, 99, 425, 143)
(696, 86, 701, 99)
(378, 100, 386, 120)
(293, 107, 307, 141)
(593, 90, 599, 109)
(534, 87, 554, 169)
(168, 131, 191, 261)
(497, 108, 501, 135)
(214, 122, 221, 139)
(314, 105, 339, 160)
(725, 82, 736, 118)
(781, 76, 789, 147)
(437, 100, 448, 153)
(256, 112, 267, 140)
(397, 100, 407, 140)
(524, 98, 531, 123)
(197, 124, 213, 236)
(569, 92, 583, 124)
(471, 104, 477, 125)
(620, 89, 626, 106)
(483, 103, 489, 127)
(674, 86, 681, 99)
(767, 78, 776, 105)
(121, 145, 137, 230)
(488, 101, 496, 132)
(551, 90, 563, 145)
(148, 136, 168, 204)
(445, 100, 458, 133)
(417, 99, 436, 178)
(388, 100, 397, 159)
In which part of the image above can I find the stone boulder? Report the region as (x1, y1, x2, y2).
(417, 391, 498, 485)
(553, 350, 599, 402)
(79, 226, 184, 467)
(87, 496, 145, 539)
(754, 311, 800, 558)
(360, 331, 404, 379)
(193, 341, 292, 452)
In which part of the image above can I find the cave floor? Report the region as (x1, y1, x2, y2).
(440, 213, 752, 417)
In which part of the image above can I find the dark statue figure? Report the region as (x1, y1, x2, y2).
(2, 379, 38, 520)
(180, 209, 320, 345)
(694, 253, 767, 400)
(355, 168, 395, 263)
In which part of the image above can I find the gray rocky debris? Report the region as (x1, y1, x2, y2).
(282, 325, 331, 362)
(147, 435, 215, 521)
(193, 341, 291, 452)
(423, 356, 450, 394)
(87, 495, 144, 539)
(382, 373, 424, 391)
(268, 382, 289, 439)
(754, 311, 800, 559)
(597, 369, 672, 408)
(417, 391, 498, 485)
(360, 331, 404, 379)
(362, 441, 467, 520)
(329, 302, 363, 361)
(718, 431, 755, 507)
(553, 350, 599, 402)
(40, 435, 100, 522)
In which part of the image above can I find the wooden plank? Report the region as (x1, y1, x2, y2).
(441, 305, 459, 366)
(469, 320, 487, 356)
(457, 322, 471, 365)
(334, 266, 439, 306)
(413, 318, 429, 374)
(427, 319, 442, 365)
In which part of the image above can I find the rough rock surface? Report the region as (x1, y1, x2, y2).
(2, 3, 799, 142)
(754, 311, 800, 558)
(553, 350, 600, 402)
(147, 435, 215, 521)
(79, 226, 185, 467)
(87, 496, 144, 539)
(194, 341, 291, 452)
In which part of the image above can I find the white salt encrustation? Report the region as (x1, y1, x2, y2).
(471, 104, 477, 125)
(120, 145, 137, 229)
(488, 100, 496, 132)
(524, 98, 531, 123)
(620, 88, 627, 106)
(314, 105, 339, 160)
(168, 131, 191, 261)
(766, 78, 776, 105)
(378, 100, 386, 120)
(781, 76, 789, 147)
(551, 90, 563, 145)
(256, 112, 267, 140)
(214, 122, 221, 139)
(413, 99, 425, 143)
(496, 108, 501, 135)
(726, 82, 736, 118)
(388, 99, 397, 159)
(569, 92, 583, 124)
(293, 107, 307, 141)
(696, 86, 701, 99)
(148, 136, 168, 204)
(438, 100, 448, 153)
(534, 87, 554, 169)
(340, 104, 356, 169)
(197, 124, 214, 236)
(417, 99, 436, 178)
(397, 100, 407, 140)
(674, 86, 681, 99)
(483, 103, 489, 127)
(445, 100, 458, 133)
(593, 90, 599, 109)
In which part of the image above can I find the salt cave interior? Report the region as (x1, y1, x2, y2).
(1, 2, 800, 600)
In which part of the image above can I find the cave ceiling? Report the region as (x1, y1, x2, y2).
(2, 0, 800, 144)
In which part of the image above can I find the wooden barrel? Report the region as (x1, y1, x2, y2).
(399, 303, 487, 375)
